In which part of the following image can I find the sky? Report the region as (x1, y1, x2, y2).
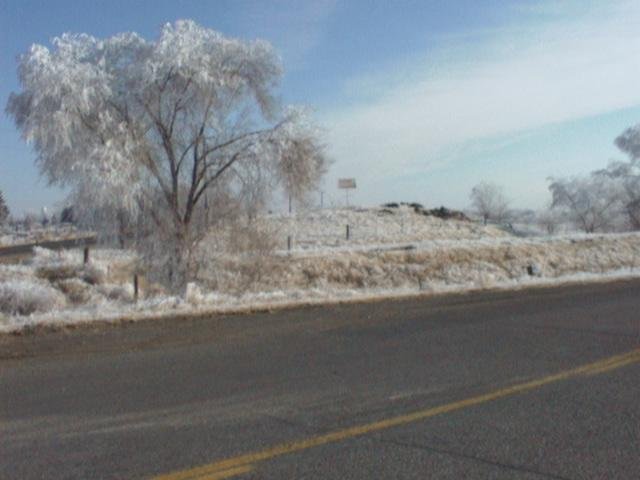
(1, 0, 640, 214)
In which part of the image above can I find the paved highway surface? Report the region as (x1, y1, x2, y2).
(1, 280, 639, 479)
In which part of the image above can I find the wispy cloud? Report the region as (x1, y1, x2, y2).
(242, 0, 337, 67)
(321, 0, 640, 192)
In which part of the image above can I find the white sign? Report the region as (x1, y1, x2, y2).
(338, 178, 356, 189)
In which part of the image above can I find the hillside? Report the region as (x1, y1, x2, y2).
(2, 206, 640, 333)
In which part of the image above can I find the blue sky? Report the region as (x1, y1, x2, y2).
(2, 0, 640, 214)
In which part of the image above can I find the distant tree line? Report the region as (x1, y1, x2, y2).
(469, 123, 640, 234)
(0, 190, 9, 225)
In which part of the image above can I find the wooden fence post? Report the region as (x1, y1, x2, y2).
(133, 274, 139, 302)
(83, 247, 89, 264)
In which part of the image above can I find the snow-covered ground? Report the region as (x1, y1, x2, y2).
(260, 206, 507, 251)
(2, 206, 640, 334)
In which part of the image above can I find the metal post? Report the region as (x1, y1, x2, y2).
(83, 247, 89, 264)
(346, 224, 350, 240)
(287, 235, 292, 251)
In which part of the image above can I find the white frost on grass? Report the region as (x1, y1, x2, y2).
(0, 280, 67, 316)
(263, 206, 506, 251)
(3, 267, 640, 334)
(2, 207, 640, 334)
(0, 247, 140, 330)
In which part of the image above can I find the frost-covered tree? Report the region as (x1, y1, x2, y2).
(6, 21, 327, 291)
(548, 175, 620, 233)
(594, 124, 640, 230)
(0, 190, 9, 225)
(595, 161, 640, 230)
(614, 124, 640, 160)
(469, 182, 509, 225)
(536, 206, 563, 235)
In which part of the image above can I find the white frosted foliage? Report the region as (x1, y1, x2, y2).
(7, 20, 327, 291)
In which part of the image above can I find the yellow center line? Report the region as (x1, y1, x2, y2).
(152, 348, 640, 480)
(186, 465, 254, 480)
(586, 352, 640, 375)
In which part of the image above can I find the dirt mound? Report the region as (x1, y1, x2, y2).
(419, 206, 470, 222)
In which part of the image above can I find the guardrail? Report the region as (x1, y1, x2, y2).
(0, 234, 98, 259)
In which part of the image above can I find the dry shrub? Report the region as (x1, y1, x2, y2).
(0, 280, 67, 315)
(143, 280, 167, 298)
(35, 263, 105, 285)
(197, 220, 280, 293)
(97, 284, 133, 302)
(56, 278, 92, 304)
(33, 264, 105, 307)
(225, 221, 279, 256)
(35, 264, 77, 282)
(80, 264, 106, 285)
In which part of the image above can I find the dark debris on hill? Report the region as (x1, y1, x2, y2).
(381, 202, 470, 221)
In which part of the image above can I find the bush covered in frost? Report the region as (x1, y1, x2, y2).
(0, 280, 67, 316)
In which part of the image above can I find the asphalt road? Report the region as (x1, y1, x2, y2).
(1, 280, 639, 479)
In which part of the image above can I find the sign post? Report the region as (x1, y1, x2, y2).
(338, 178, 357, 207)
